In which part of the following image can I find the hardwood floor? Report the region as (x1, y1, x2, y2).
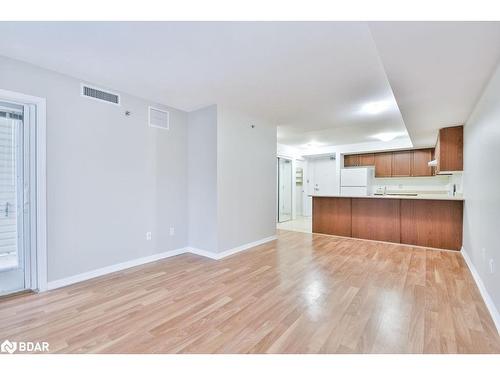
(1, 230, 499, 353)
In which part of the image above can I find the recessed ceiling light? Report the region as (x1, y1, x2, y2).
(372, 132, 400, 142)
(360, 100, 392, 115)
(304, 141, 322, 148)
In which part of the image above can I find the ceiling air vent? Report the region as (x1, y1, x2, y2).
(81, 84, 120, 105)
(148, 106, 169, 130)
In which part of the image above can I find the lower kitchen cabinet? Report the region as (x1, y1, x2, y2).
(312, 196, 463, 251)
(312, 197, 351, 237)
(400, 199, 463, 250)
(351, 198, 401, 243)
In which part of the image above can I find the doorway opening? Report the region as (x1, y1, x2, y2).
(0, 90, 46, 296)
(277, 157, 292, 223)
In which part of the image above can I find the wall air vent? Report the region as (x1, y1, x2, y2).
(148, 106, 169, 130)
(81, 84, 120, 105)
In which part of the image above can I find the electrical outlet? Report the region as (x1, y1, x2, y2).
(146, 232, 152, 241)
(169, 227, 175, 236)
(489, 259, 495, 274)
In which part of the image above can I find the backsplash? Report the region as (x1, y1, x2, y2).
(372, 174, 463, 195)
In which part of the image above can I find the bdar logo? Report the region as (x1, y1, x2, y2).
(1, 339, 17, 354)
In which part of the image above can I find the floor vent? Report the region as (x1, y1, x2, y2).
(148, 106, 169, 130)
(81, 84, 120, 105)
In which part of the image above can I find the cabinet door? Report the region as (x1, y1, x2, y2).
(435, 133, 441, 174)
(400, 200, 463, 250)
(437, 125, 463, 172)
(358, 153, 375, 166)
(392, 151, 412, 177)
(344, 154, 359, 167)
(374, 152, 392, 177)
(412, 149, 433, 176)
(351, 198, 401, 243)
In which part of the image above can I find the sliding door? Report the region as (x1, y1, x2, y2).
(0, 101, 32, 295)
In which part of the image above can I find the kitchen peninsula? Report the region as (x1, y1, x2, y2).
(312, 194, 464, 250)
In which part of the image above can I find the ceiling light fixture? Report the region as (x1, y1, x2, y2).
(360, 100, 392, 115)
(372, 132, 400, 142)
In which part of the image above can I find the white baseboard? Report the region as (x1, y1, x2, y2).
(187, 235, 277, 260)
(46, 235, 278, 290)
(461, 247, 500, 335)
(47, 247, 187, 290)
(188, 247, 219, 260)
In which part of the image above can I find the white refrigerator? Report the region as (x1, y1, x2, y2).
(340, 167, 374, 196)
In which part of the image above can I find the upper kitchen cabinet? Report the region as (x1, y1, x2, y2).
(374, 152, 392, 177)
(435, 125, 463, 174)
(358, 153, 375, 166)
(392, 151, 412, 177)
(344, 154, 359, 167)
(412, 148, 433, 177)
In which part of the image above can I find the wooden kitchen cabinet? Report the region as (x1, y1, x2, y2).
(358, 153, 375, 166)
(344, 154, 359, 167)
(392, 151, 412, 177)
(435, 125, 463, 173)
(351, 198, 401, 243)
(312, 197, 352, 237)
(411, 148, 433, 177)
(400, 199, 463, 250)
(374, 152, 392, 177)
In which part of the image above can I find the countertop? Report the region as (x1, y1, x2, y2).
(310, 194, 464, 201)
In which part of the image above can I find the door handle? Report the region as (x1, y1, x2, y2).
(5, 202, 9, 217)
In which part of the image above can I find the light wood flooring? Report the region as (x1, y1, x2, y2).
(1, 230, 499, 353)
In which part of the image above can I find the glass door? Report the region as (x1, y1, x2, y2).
(277, 157, 292, 223)
(0, 101, 30, 295)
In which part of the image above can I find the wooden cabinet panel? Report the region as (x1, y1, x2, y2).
(344, 155, 359, 167)
(436, 125, 463, 173)
(358, 153, 375, 166)
(312, 197, 352, 237)
(401, 200, 463, 250)
(374, 152, 392, 177)
(412, 148, 433, 177)
(392, 151, 412, 177)
(351, 198, 401, 243)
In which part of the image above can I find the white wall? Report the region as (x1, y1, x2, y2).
(463, 61, 500, 322)
(372, 175, 458, 195)
(0, 55, 188, 281)
(187, 105, 218, 252)
(217, 106, 277, 252)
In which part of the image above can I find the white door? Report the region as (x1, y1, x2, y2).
(311, 157, 336, 195)
(0, 101, 31, 296)
(305, 157, 336, 216)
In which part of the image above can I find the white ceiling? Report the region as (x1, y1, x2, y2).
(369, 22, 500, 147)
(0, 22, 499, 149)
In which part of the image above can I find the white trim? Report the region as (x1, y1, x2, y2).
(188, 247, 219, 260)
(80, 83, 121, 106)
(188, 235, 277, 260)
(47, 248, 187, 290)
(0, 88, 47, 293)
(461, 247, 500, 335)
(44, 235, 277, 291)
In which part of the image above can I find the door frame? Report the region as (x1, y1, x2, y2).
(0, 88, 47, 292)
(277, 156, 293, 223)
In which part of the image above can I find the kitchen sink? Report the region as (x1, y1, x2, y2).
(385, 193, 418, 196)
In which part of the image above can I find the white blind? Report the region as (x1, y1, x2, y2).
(0, 116, 18, 257)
